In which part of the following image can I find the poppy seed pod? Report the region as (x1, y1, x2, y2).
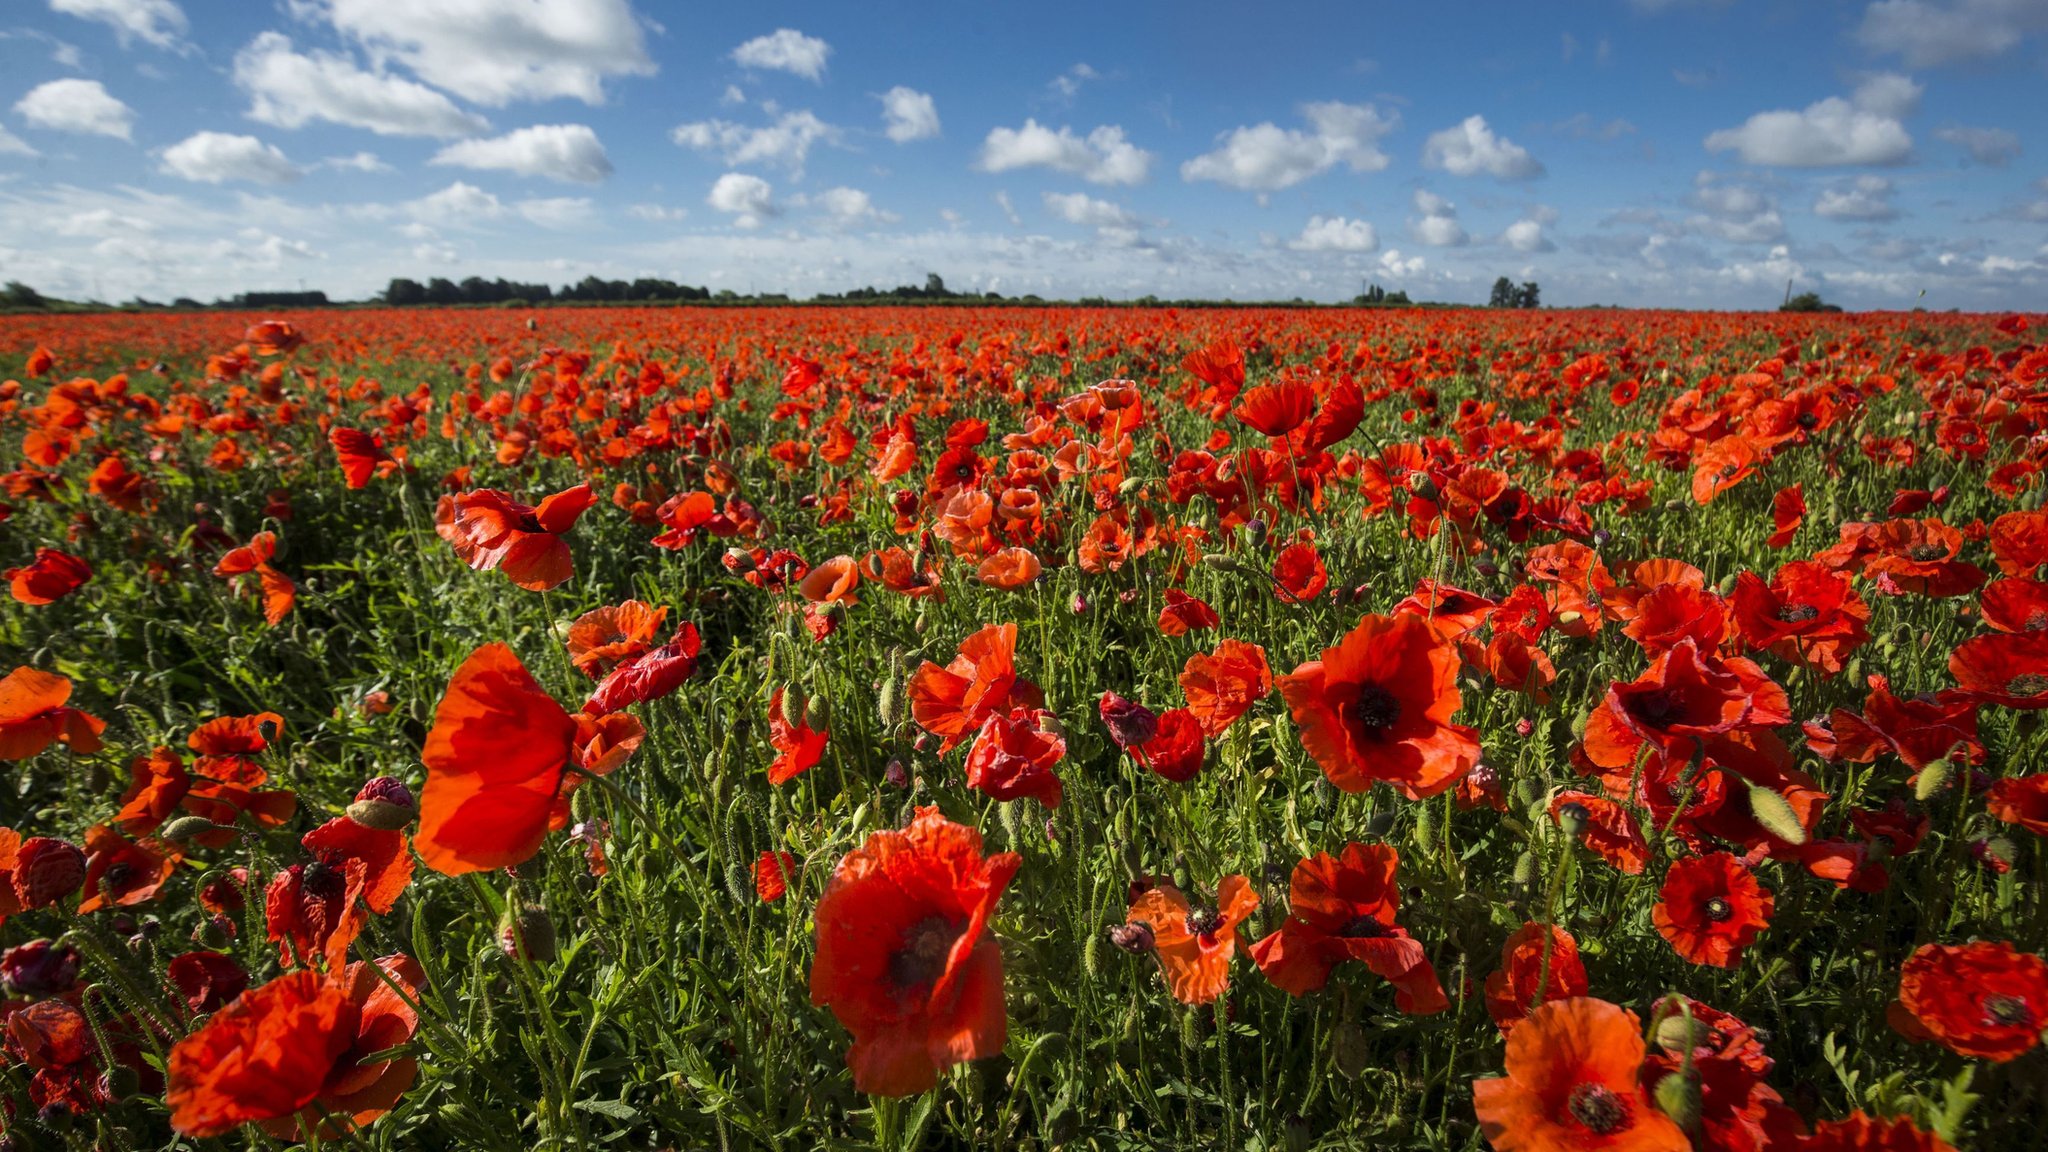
(1363, 810, 1397, 839)
(779, 681, 806, 728)
(1557, 802, 1591, 838)
(877, 677, 901, 728)
(804, 693, 830, 731)
(1653, 1071, 1701, 1131)
(1745, 782, 1807, 844)
(1511, 851, 1537, 887)
(1654, 1010, 1703, 1053)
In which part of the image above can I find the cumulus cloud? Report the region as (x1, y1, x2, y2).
(431, 124, 612, 183)
(1378, 248, 1425, 277)
(731, 28, 831, 82)
(1180, 102, 1396, 193)
(49, 0, 188, 49)
(1933, 124, 2021, 166)
(1042, 191, 1136, 229)
(1814, 174, 1899, 220)
(707, 172, 776, 227)
(1410, 189, 1468, 246)
(1687, 173, 1787, 242)
(1289, 215, 1378, 252)
(806, 186, 897, 227)
(235, 32, 490, 138)
(977, 120, 1152, 185)
(1704, 73, 1918, 166)
(671, 111, 840, 177)
(1503, 218, 1555, 252)
(406, 181, 504, 225)
(321, 151, 391, 172)
(14, 78, 135, 139)
(879, 86, 939, 143)
(317, 0, 654, 105)
(516, 196, 595, 229)
(159, 131, 300, 184)
(1857, 0, 2048, 68)
(1048, 63, 1099, 103)
(1423, 115, 1545, 180)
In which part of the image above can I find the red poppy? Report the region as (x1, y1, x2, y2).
(1271, 541, 1329, 604)
(1620, 582, 1729, 656)
(0, 666, 106, 760)
(975, 546, 1042, 589)
(809, 807, 1019, 1096)
(799, 554, 862, 604)
(417, 643, 581, 875)
(1276, 613, 1479, 799)
(438, 482, 595, 591)
(1133, 707, 1206, 783)
(213, 531, 296, 625)
(584, 623, 702, 714)
(1249, 844, 1446, 1012)
(328, 428, 394, 490)
(565, 600, 669, 677)
(1158, 588, 1221, 636)
(1471, 997, 1687, 1152)
(1641, 996, 1797, 1152)
(1795, 1112, 1954, 1152)
(863, 547, 945, 598)
(1978, 577, 2048, 633)
(1652, 852, 1773, 967)
(1580, 640, 1789, 778)
(1124, 875, 1258, 1004)
(767, 686, 828, 785)
(1235, 380, 1315, 437)
(755, 850, 798, 902)
(1484, 923, 1588, 1033)
(962, 707, 1065, 807)
(1987, 774, 2048, 836)
(1804, 675, 1981, 775)
(170, 951, 250, 1014)
(1731, 561, 1870, 677)
(265, 816, 414, 971)
(6, 546, 91, 605)
(908, 623, 1043, 753)
(1948, 629, 2048, 709)
(1551, 793, 1651, 875)
(1894, 940, 2048, 1062)
(1179, 638, 1273, 737)
(78, 823, 178, 912)
(1768, 484, 1804, 548)
(244, 319, 303, 356)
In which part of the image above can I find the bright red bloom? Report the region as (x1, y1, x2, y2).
(1276, 613, 1478, 799)
(565, 599, 669, 677)
(265, 817, 414, 971)
(1642, 996, 1795, 1152)
(1552, 793, 1650, 875)
(328, 428, 394, 490)
(1484, 923, 1588, 1034)
(908, 623, 1043, 753)
(1768, 484, 1804, 548)
(438, 482, 595, 591)
(6, 547, 91, 605)
(1180, 638, 1272, 736)
(213, 531, 297, 625)
(1895, 940, 2048, 1062)
(1988, 508, 2048, 577)
(1133, 707, 1206, 783)
(417, 643, 580, 874)
(584, 623, 702, 714)
(809, 807, 1019, 1096)
(1580, 640, 1789, 778)
(1271, 541, 1329, 604)
(1795, 1112, 1954, 1152)
(1948, 629, 2048, 710)
(767, 686, 828, 785)
(1731, 561, 1870, 677)
(755, 850, 798, 902)
(78, 823, 178, 912)
(1987, 774, 2048, 836)
(962, 707, 1066, 807)
(1979, 577, 2048, 633)
(1157, 588, 1220, 636)
(1621, 582, 1729, 657)
(1249, 844, 1447, 1012)
(1234, 380, 1315, 437)
(1652, 852, 1773, 967)
(1804, 675, 1981, 774)
(1125, 875, 1258, 1004)
(1471, 997, 1687, 1152)
(0, 666, 106, 760)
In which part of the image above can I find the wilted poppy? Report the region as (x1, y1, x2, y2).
(1653, 852, 1773, 967)
(1249, 843, 1446, 1012)
(584, 623, 702, 714)
(1276, 613, 1479, 799)
(1471, 996, 1687, 1152)
(1124, 875, 1258, 1004)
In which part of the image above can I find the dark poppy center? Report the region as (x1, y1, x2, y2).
(888, 916, 961, 992)
(1340, 915, 1392, 939)
(1346, 683, 1403, 738)
(1566, 1082, 1631, 1135)
(1983, 994, 2034, 1028)
(1908, 544, 1947, 562)
(1776, 603, 1820, 623)
(1185, 907, 1225, 940)
(1797, 412, 1819, 429)
(2006, 673, 2048, 697)
(102, 862, 134, 888)
(1629, 689, 1682, 727)
(1704, 897, 1733, 923)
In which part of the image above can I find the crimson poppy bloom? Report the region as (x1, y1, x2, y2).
(1179, 638, 1272, 737)
(1471, 997, 1687, 1152)
(755, 850, 798, 902)
(1271, 541, 1329, 604)
(1580, 640, 1789, 777)
(1987, 774, 2048, 837)
(1485, 923, 1588, 1033)
(213, 531, 296, 625)
(1641, 996, 1797, 1152)
(0, 666, 105, 760)
(1948, 630, 2048, 710)
(810, 807, 1019, 1096)
(6, 546, 91, 605)
(1235, 380, 1315, 437)
(565, 600, 669, 677)
(908, 623, 1043, 753)
(1134, 707, 1206, 783)
(1795, 1112, 1954, 1152)
(962, 707, 1065, 807)
(1157, 588, 1221, 636)
(1731, 562, 1870, 677)
(799, 554, 862, 604)
(78, 823, 178, 912)
(1551, 793, 1650, 875)
(1894, 940, 2048, 1062)
(1978, 577, 2048, 633)
(417, 643, 582, 874)
(584, 623, 702, 714)
(265, 817, 414, 971)
(1249, 844, 1446, 1012)
(1277, 613, 1479, 799)
(1621, 582, 1730, 656)
(767, 686, 828, 785)
(328, 428, 394, 490)
(1653, 852, 1773, 967)
(1125, 875, 1258, 1004)
(1768, 484, 1804, 548)
(438, 482, 595, 591)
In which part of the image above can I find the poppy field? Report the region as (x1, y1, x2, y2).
(4, 303, 2048, 1151)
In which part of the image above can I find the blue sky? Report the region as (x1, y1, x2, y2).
(2, 0, 2045, 308)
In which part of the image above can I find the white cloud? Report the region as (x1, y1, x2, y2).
(0, 126, 37, 157)
(235, 32, 489, 139)
(808, 186, 897, 227)
(318, 0, 654, 106)
(1688, 173, 1786, 241)
(719, 84, 745, 107)
(628, 203, 688, 221)
(321, 150, 390, 172)
(516, 196, 594, 229)
(1411, 189, 1468, 247)
(159, 131, 300, 185)
(49, 0, 187, 49)
(1043, 191, 1136, 229)
(1933, 124, 2021, 166)
(14, 78, 134, 139)
(432, 124, 612, 183)
(1047, 63, 1099, 103)
(1503, 218, 1555, 252)
(1814, 174, 1898, 220)
(1378, 248, 1425, 277)
(993, 190, 1021, 226)
(879, 87, 939, 143)
(1423, 115, 1545, 180)
(1289, 215, 1378, 252)
(1704, 74, 1918, 166)
(976, 120, 1152, 186)
(1180, 102, 1395, 193)
(1857, 0, 2048, 68)
(407, 181, 504, 225)
(731, 29, 831, 82)
(671, 111, 839, 177)
(707, 172, 776, 227)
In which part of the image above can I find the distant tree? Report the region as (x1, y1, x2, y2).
(1781, 290, 1841, 313)
(2, 281, 48, 309)
(1489, 276, 1516, 308)
(1515, 281, 1541, 309)
(383, 278, 426, 306)
(925, 272, 947, 297)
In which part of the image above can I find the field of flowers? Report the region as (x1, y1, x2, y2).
(2, 303, 2046, 1150)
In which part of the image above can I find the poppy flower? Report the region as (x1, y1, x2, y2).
(328, 428, 393, 490)
(962, 707, 1066, 808)
(584, 623, 702, 714)
(1485, 923, 1589, 1033)
(265, 817, 414, 971)
(1804, 675, 1981, 775)
(167, 955, 423, 1139)
(1125, 875, 1258, 1004)
(1768, 484, 1804, 548)
(1271, 541, 1329, 604)
(1179, 638, 1272, 737)
(799, 554, 862, 604)
(6, 546, 91, 605)
(863, 548, 945, 599)
(1847, 519, 1985, 598)
(1731, 562, 1870, 677)
(1249, 844, 1447, 1012)
(1620, 582, 1729, 656)
(1133, 707, 1206, 783)
(1276, 613, 1479, 799)
(975, 546, 1042, 589)
(213, 531, 296, 625)
(416, 643, 581, 875)
(1235, 380, 1315, 437)
(1978, 577, 2048, 633)
(809, 807, 1019, 1096)
(1795, 1112, 1954, 1152)
(1471, 996, 1688, 1152)
(1641, 996, 1797, 1152)
(1653, 852, 1773, 967)
(1157, 588, 1220, 636)
(1097, 691, 1159, 750)
(0, 666, 106, 760)
(1551, 793, 1651, 875)
(1987, 774, 2048, 837)
(78, 824, 178, 912)
(565, 599, 669, 677)
(755, 850, 798, 902)
(1948, 630, 2048, 710)
(767, 686, 828, 785)
(438, 482, 596, 591)
(1988, 508, 2048, 577)
(1580, 640, 1789, 778)
(244, 319, 303, 355)
(170, 951, 251, 1014)
(1894, 940, 2048, 1062)
(908, 623, 1044, 753)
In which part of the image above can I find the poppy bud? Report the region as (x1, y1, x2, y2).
(1413, 802, 1437, 848)
(1180, 1005, 1206, 1050)
(1591, 528, 1612, 548)
(1511, 851, 1537, 887)
(0, 939, 80, 996)
(499, 904, 557, 963)
(877, 677, 901, 728)
(159, 815, 220, 843)
(197, 915, 234, 949)
(1653, 1071, 1701, 1131)
(1098, 691, 1158, 749)
(1475, 560, 1500, 579)
(1245, 518, 1269, 548)
(1913, 758, 1953, 801)
(1109, 921, 1155, 953)
(1557, 802, 1591, 838)
(804, 693, 830, 731)
(883, 758, 910, 789)
(1044, 1095, 1081, 1147)
(1654, 1010, 1704, 1053)
(1331, 1020, 1372, 1079)
(724, 862, 750, 905)
(1070, 592, 1088, 615)
(10, 837, 86, 909)
(779, 681, 806, 728)
(1409, 476, 1439, 502)
(1201, 552, 1237, 571)
(1974, 837, 2016, 872)
(1745, 782, 1807, 844)
(99, 1065, 140, 1103)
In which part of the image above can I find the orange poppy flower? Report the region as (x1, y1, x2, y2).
(1621, 582, 1729, 656)
(0, 666, 105, 760)
(1551, 793, 1650, 875)
(1948, 629, 2048, 710)
(1249, 844, 1446, 1012)
(1484, 923, 1588, 1033)
(438, 482, 596, 591)
(213, 531, 296, 625)
(1794, 1112, 1954, 1152)
(863, 547, 945, 598)
(810, 807, 1019, 1096)
(1124, 875, 1258, 1004)
(908, 623, 1043, 753)
(78, 823, 178, 912)
(799, 554, 862, 604)
(1234, 380, 1315, 437)
(416, 643, 580, 875)
(565, 599, 670, 677)
(1988, 508, 2048, 577)
(1895, 940, 2047, 1062)
(1471, 996, 1687, 1152)
(767, 686, 828, 785)
(244, 319, 303, 356)
(6, 546, 91, 605)
(1987, 774, 2048, 836)
(962, 707, 1065, 807)
(1276, 613, 1478, 799)
(975, 546, 1042, 589)
(1157, 588, 1220, 636)
(1179, 638, 1272, 737)
(328, 428, 393, 490)
(1653, 852, 1773, 967)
